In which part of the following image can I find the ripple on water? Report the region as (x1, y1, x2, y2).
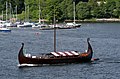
(0, 23, 120, 79)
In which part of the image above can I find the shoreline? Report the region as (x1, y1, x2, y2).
(65, 18, 120, 23)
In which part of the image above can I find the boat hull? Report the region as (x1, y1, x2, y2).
(0, 28, 11, 32)
(0, 30, 11, 32)
(18, 38, 94, 66)
(19, 55, 91, 65)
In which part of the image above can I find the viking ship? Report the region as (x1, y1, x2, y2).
(18, 3, 98, 67)
(18, 38, 98, 67)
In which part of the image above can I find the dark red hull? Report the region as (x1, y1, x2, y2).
(18, 38, 93, 65)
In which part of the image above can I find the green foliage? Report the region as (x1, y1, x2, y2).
(0, 0, 120, 22)
(76, 2, 91, 20)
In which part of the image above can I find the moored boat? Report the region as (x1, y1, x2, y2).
(0, 20, 6, 26)
(39, 23, 81, 30)
(18, 38, 97, 67)
(17, 22, 32, 28)
(0, 27, 11, 32)
(66, 22, 81, 28)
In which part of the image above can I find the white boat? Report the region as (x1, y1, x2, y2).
(32, 23, 43, 28)
(17, 24, 24, 28)
(0, 27, 11, 32)
(23, 22, 32, 27)
(33, 1, 49, 29)
(66, 22, 81, 28)
(5, 22, 17, 27)
(0, 20, 6, 27)
(17, 22, 32, 28)
(65, 1, 81, 28)
(0, 20, 11, 32)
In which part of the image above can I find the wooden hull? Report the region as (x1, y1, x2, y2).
(19, 55, 91, 65)
(18, 38, 93, 66)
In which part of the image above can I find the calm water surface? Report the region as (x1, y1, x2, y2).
(0, 23, 120, 79)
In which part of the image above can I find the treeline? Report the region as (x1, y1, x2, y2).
(0, 0, 120, 22)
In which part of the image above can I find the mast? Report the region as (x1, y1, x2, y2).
(39, 0, 41, 24)
(12, 7, 14, 19)
(28, 5, 29, 21)
(6, 1, 8, 21)
(2, 10, 3, 20)
(9, 3, 12, 21)
(16, 5, 17, 21)
(73, 1, 75, 24)
(24, 2, 26, 22)
(54, 5, 56, 52)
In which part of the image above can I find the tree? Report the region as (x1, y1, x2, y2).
(76, 2, 91, 20)
(105, 0, 116, 18)
(42, 0, 63, 22)
(91, 1, 106, 18)
(113, 0, 120, 18)
(1, 0, 120, 22)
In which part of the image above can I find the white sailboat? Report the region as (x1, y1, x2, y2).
(56, 1, 81, 29)
(0, 20, 11, 32)
(32, 0, 48, 28)
(66, 1, 81, 28)
(0, 2, 11, 32)
(5, 2, 17, 27)
(17, 3, 32, 28)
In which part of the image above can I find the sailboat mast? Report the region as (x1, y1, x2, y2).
(9, 3, 12, 21)
(39, 0, 41, 24)
(2, 10, 3, 20)
(6, 1, 8, 21)
(24, 2, 26, 22)
(28, 5, 29, 21)
(54, 5, 56, 52)
(16, 5, 17, 21)
(73, 1, 75, 24)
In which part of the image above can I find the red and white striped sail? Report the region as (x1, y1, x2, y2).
(50, 51, 79, 56)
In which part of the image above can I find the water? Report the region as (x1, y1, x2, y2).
(0, 23, 120, 79)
